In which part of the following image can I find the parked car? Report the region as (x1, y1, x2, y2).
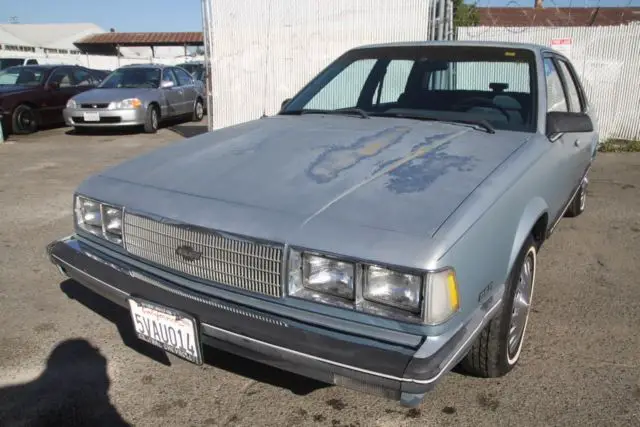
(63, 64, 205, 133)
(0, 57, 39, 70)
(47, 42, 598, 406)
(176, 61, 204, 77)
(0, 64, 105, 134)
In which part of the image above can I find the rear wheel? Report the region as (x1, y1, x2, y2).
(565, 176, 588, 217)
(460, 234, 537, 377)
(12, 104, 38, 134)
(144, 105, 159, 134)
(192, 98, 204, 122)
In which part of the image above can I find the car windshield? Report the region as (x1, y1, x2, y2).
(99, 67, 161, 89)
(281, 46, 537, 132)
(0, 66, 47, 86)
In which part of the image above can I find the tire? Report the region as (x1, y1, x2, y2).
(460, 234, 537, 378)
(565, 176, 588, 217)
(192, 98, 204, 122)
(144, 105, 159, 134)
(12, 104, 38, 134)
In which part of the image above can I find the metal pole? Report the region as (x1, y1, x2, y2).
(201, 0, 214, 131)
(447, 0, 454, 40)
(429, 1, 436, 40)
(437, 0, 445, 40)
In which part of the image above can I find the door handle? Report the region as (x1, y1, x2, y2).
(574, 139, 581, 147)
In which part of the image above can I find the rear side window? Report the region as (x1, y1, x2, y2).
(557, 61, 583, 112)
(26, 59, 38, 65)
(543, 58, 568, 112)
(173, 67, 194, 86)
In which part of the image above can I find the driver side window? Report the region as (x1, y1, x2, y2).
(305, 59, 376, 110)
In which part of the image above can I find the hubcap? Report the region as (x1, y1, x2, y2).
(18, 110, 34, 130)
(579, 178, 588, 211)
(196, 102, 203, 119)
(152, 111, 158, 129)
(507, 248, 536, 364)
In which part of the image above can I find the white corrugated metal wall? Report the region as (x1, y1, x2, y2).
(202, 0, 433, 130)
(458, 25, 640, 141)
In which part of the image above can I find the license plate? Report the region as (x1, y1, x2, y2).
(83, 112, 100, 122)
(128, 298, 202, 364)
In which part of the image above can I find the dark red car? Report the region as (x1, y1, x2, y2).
(0, 64, 108, 135)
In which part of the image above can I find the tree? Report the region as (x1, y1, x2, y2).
(453, 0, 480, 29)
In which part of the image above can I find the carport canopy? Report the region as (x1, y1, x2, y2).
(74, 32, 204, 55)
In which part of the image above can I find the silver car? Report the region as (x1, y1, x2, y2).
(63, 64, 205, 133)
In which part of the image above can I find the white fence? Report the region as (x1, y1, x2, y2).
(202, 0, 433, 130)
(458, 25, 640, 142)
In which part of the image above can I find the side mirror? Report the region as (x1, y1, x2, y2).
(546, 111, 593, 139)
(46, 82, 60, 91)
(281, 98, 291, 110)
(160, 80, 174, 89)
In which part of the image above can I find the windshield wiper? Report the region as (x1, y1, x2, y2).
(371, 111, 495, 134)
(286, 108, 370, 119)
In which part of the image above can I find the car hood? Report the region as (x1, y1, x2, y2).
(80, 115, 527, 262)
(0, 85, 38, 95)
(71, 88, 156, 103)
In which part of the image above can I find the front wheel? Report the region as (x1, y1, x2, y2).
(144, 105, 159, 134)
(460, 234, 537, 377)
(12, 104, 38, 134)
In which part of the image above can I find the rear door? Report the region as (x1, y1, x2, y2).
(542, 56, 577, 220)
(173, 67, 197, 114)
(555, 57, 596, 175)
(160, 68, 182, 117)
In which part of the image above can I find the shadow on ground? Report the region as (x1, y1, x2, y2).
(168, 124, 208, 138)
(0, 339, 130, 427)
(60, 279, 327, 397)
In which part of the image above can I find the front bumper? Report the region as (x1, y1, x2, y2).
(63, 107, 146, 127)
(47, 235, 502, 406)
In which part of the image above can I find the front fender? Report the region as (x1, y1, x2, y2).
(508, 197, 548, 271)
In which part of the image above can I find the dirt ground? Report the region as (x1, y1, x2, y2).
(0, 123, 638, 427)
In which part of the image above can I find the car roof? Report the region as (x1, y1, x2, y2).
(119, 63, 168, 69)
(352, 40, 550, 53)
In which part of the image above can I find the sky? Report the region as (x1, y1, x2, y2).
(1, 0, 638, 32)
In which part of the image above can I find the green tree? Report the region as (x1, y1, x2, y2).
(453, 0, 480, 29)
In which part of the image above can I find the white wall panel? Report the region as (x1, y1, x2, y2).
(458, 25, 640, 141)
(203, 0, 432, 130)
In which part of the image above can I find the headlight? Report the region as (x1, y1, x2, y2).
(364, 266, 422, 313)
(114, 98, 142, 109)
(302, 254, 354, 299)
(288, 248, 460, 324)
(66, 99, 77, 108)
(74, 195, 123, 245)
(101, 204, 123, 244)
(288, 251, 354, 301)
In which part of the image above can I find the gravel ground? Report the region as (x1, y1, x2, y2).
(0, 125, 638, 427)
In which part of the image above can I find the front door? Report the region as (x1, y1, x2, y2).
(160, 69, 182, 117)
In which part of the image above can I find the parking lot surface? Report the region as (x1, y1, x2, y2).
(0, 125, 638, 427)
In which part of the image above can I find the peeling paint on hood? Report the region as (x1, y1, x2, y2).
(89, 114, 528, 239)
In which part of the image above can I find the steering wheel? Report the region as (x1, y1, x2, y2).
(452, 97, 511, 122)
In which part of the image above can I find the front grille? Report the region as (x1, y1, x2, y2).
(123, 213, 284, 298)
(81, 103, 110, 109)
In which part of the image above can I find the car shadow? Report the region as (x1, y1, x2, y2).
(0, 339, 131, 427)
(60, 279, 328, 396)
